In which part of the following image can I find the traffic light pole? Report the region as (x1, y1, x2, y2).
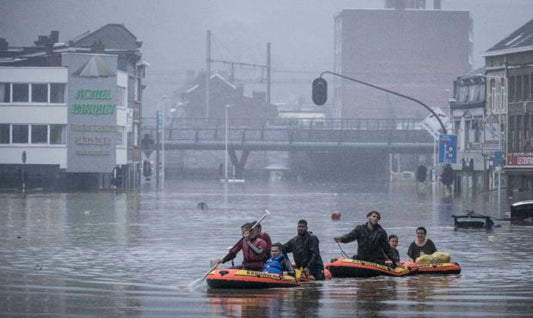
(318, 71, 448, 134)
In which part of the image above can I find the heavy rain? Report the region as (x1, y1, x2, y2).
(1, 0, 533, 317)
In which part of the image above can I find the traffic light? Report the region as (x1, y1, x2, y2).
(312, 78, 328, 105)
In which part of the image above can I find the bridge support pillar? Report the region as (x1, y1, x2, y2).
(228, 149, 249, 179)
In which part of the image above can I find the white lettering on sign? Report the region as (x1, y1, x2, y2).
(518, 156, 533, 165)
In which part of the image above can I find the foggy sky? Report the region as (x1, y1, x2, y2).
(1, 0, 532, 113)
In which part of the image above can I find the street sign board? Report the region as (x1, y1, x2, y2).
(439, 134, 457, 164)
(421, 107, 452, 140)
(157, 111, 163, 134)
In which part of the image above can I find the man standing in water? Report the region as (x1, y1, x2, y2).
(282, 219, 325, 280)
(334, 211, 402, 268)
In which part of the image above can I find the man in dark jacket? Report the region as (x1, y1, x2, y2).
(334, 211, 401, 267)
(282, 219, 325, 280)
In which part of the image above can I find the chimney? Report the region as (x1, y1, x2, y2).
(49, 31, 59, 43)
(0, 38, 8, 51)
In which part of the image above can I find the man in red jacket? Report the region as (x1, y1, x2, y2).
(216, 222, 268, 271)
(253, 222, 272, 258)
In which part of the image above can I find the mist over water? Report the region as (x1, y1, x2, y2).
(1, 179, 532, 317)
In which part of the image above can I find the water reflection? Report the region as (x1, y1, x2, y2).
(207, 289, 289, 318)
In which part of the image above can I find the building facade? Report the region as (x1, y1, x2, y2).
(449, 69, 486, 195)
(0, 24, 147, 190)
(333, 5, 472, 120)
(484, 19, 533, 202)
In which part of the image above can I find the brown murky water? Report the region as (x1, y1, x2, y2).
(1, 180, 532, 317)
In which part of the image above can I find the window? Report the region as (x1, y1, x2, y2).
(524, 75, 530, 101)
(50, 125, 66, 144)
(117, 86, 126, 107)
(31, 125, 47, 144)
(517, 115, 523, 152)
(0, 124, 9, 143)
(0, 83, 10, 102)
(517, 76, 523, 101)
(31, 84, 48, 103)
(50, 83, 65, 103)
(12, 83, 29, 102)
(12, 124, 29, 143)
(117, 126, 125, 145)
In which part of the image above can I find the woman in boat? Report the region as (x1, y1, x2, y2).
(407, 226, 437, 261)
(386, 234, 400, 261)
(263, 243, 295, 277)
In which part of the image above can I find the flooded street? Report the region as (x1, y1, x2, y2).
(1, 179, 533, 317)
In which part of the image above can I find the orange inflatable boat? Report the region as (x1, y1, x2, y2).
(325, 258, 412, 278)
(402, 261, 461, 275)
(206, 269, 300, 289)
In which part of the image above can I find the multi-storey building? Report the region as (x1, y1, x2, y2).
(0, 24, 147, 190)
(484, 18, 533, 202)
(333, 1, 471, 120)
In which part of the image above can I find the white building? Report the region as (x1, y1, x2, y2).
(0, 25, 147, 190)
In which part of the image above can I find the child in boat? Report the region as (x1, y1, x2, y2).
(263, 243, 296, 277)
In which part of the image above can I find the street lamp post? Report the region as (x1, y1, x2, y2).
(225, 105, 230, 180)
(21, 151, 26, 192)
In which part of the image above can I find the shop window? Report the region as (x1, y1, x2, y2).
(50, 125, 66, 144)
(31, 84, 48, 103)
(12, 83, 29, 102)
(31, 125, 47, 144)
(12, 124, 29, 143)
(50, 83, 65, 103)
(0, 83, 10, 102)
(0, 124, 10, 143)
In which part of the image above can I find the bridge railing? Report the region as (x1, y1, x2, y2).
(140, 117, 430, 145)
(142, 117, 424, 131)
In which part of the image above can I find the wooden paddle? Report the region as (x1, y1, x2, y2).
(186, 209, 271, 288)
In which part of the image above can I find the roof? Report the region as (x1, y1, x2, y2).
(184, 73, 236, 94)
(73, 55, 115, 77)
(69, 24, 141, 50)
(485, 19, 533, 57)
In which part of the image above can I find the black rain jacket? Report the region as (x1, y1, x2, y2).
(339, 223, 399, 265)
(282, 231, 324, 270)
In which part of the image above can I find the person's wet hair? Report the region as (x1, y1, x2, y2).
(367, 210, 381, 219)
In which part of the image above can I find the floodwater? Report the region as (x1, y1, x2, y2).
(1, 179, 532, 317)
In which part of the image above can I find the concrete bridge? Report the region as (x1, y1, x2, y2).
(141, 117, 434, 180)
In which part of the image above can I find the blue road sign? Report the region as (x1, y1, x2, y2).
(494, 151, 504, 166)
(439, 134, 457, 164)
(157, 111, 163, 134)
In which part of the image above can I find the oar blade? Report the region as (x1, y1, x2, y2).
(186, 277, 205, 289)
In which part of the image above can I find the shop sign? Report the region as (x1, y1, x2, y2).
(507, 153, 533, 166)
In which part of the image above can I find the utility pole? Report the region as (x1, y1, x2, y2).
(266, 42, 271, 106)
(206, 30, 211, 125)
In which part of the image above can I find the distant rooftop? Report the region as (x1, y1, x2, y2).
(485, 19, 533, 56)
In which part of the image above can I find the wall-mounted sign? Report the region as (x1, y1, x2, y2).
(507, 153, 533, 166)
(63, 53, 118, 173)
(439, 134, 457, 164)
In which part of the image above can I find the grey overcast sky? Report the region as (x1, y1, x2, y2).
(1, 0, 532, 111)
